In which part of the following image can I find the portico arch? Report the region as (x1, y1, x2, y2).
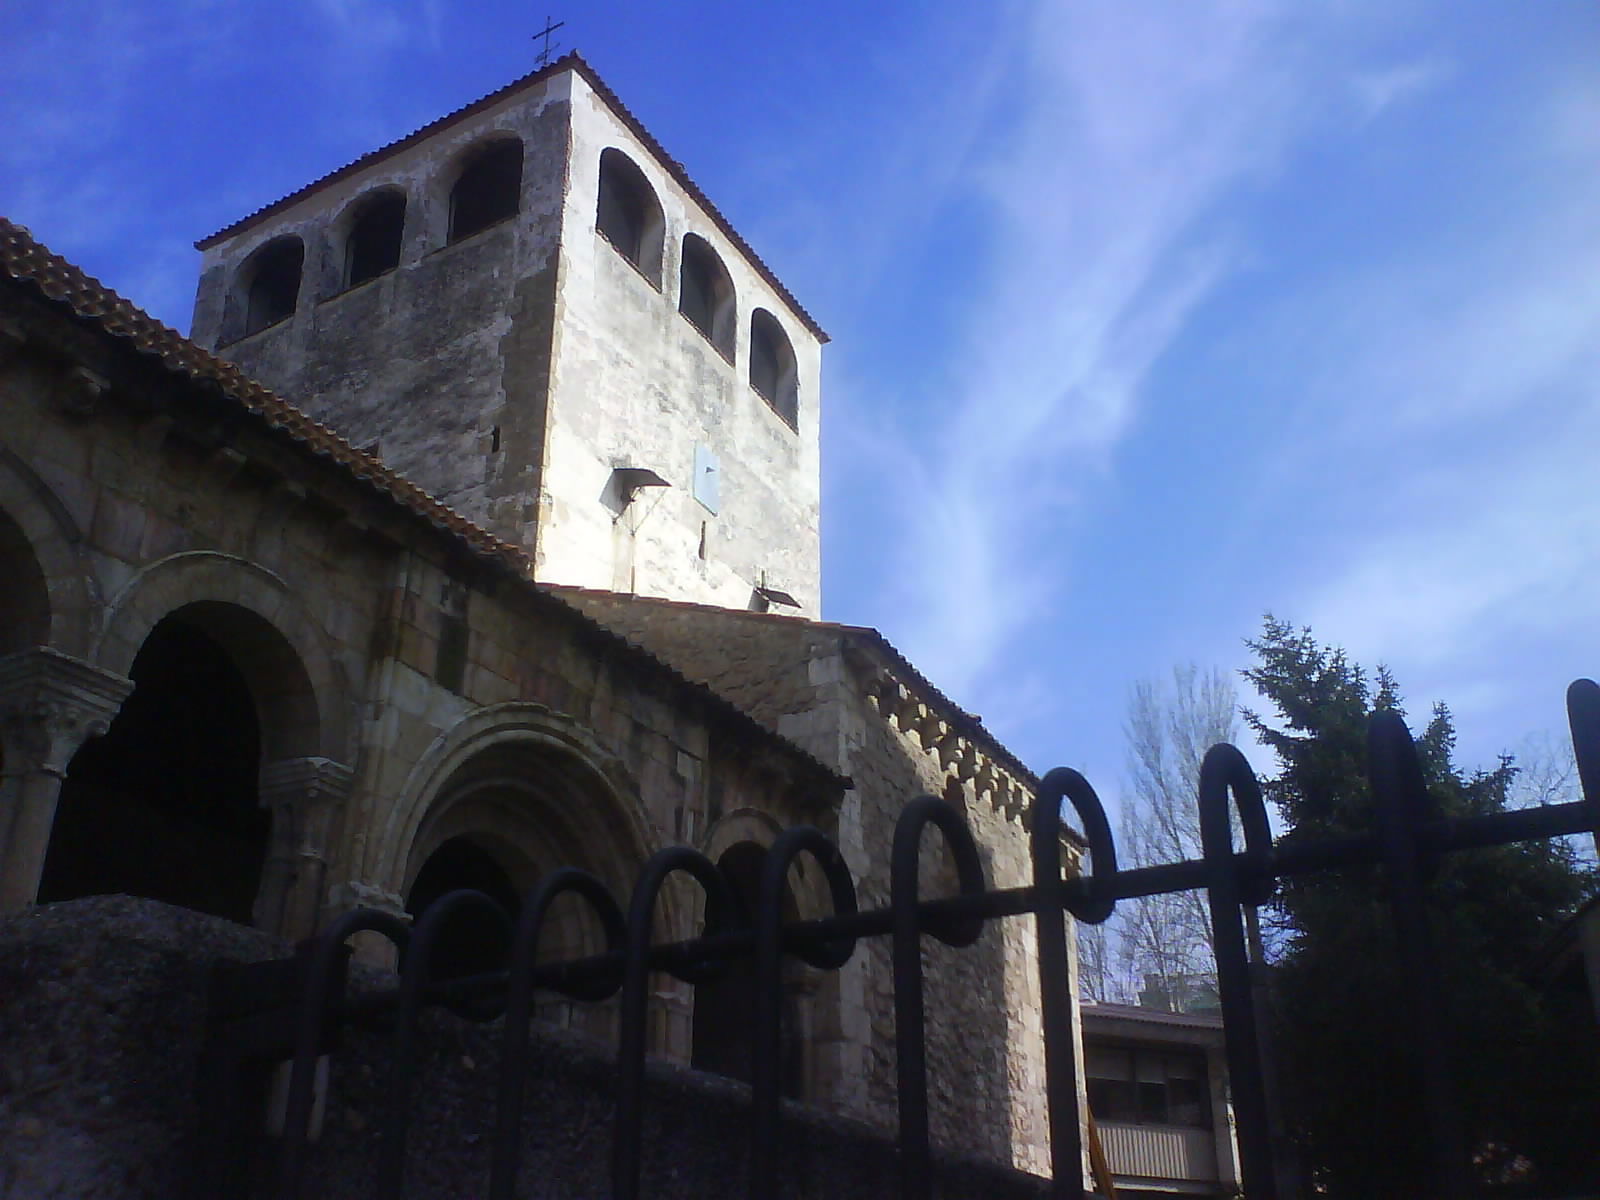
(40, 610, 273, 921)
(94, 551, 352, 762)
(37, 548, 352, 928)
(0, 449, 95, 657)
(0, 505, 48, 657)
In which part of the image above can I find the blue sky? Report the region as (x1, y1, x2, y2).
(6, 1, 1599, 814)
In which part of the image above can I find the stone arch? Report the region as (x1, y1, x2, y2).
(678, 232, 736, 360)
(701, 807, 785, 866)
(379, 703, 653, 905)
(750, 307, 798, 428)
(40, 610, 272, 922)
(0, 448, 94, 657)
(383, 704, 659, 1036)
(690, 834, 806, 1096)
(94, 551, 353, 763)
(700, 806, 835, 924)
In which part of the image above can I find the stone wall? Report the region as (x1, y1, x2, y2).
(539, 70, 823, 613)
(0, 281, 843, 1073)
(193, 76, 572, 535)
(0, 897, 1054, 1200)
(192, 59, 825, 617)
(550, 592, 1084, 1180)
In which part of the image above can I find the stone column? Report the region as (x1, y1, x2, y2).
(0, 647, 133, 913)
(255, 756, 355, 940)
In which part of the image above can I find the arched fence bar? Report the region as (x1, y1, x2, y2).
(206, 680, 1600, 1199)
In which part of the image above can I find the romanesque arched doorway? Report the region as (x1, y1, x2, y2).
(398, 730, 650, 1038)
(39, 611, 269, 921)
(690, 840, 804, 1097)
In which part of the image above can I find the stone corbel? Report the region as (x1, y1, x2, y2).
(955, 742, 981, 782)
(935, 730, 963, 771)
(56, 366, 108, 419)
(1000, 778, 1028, 821)
(891, 692, 921, 732)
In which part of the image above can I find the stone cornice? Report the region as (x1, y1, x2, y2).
(863, 662, 1039, 826)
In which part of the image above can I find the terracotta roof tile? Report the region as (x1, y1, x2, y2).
(0, 217, 520, 562)
(0, 217, 847, 790)
(195, 53, 827, 343)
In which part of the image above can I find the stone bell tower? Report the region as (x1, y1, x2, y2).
(190, 54, 825, 615)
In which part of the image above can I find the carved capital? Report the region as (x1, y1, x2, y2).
(259, 756, 355, 811)
(326, 879, 409, 921)
(0, 648, 133, 775)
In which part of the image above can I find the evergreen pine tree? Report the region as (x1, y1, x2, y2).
(1243, 617, 1598, 1197)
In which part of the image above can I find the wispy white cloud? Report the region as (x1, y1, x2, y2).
(884, 0, 1317, 698)
(1349, 57, 1452, 121)
(1233, 60, 1600, 761)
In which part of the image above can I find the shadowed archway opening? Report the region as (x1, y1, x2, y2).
(344, 188, 406, 287)
(0, 505, 49, 655)
(405, 834, 523, 984)
(449, 138, 523, 243)
(691, 841, 803, 1096)
(40, 614, 269, 921)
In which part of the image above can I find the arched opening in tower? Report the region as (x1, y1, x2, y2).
(39, 614, 269, 922)
(596, 148, 664, 284)
(243, 237, 303, 335)
(691, 841, 804, 1096)
(449, 139, 523, 243)
(748, 309, 798, 429)
(344, 189, 407, 287)
(679, 233, 735, 360)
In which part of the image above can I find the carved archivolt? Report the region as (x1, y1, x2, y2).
(373, 702, 654, 909)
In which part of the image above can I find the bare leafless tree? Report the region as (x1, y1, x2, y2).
(1114, 664, 1238, 1011)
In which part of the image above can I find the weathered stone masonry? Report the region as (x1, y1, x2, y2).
(0, 221, 844, 1076)
(0, 49, 1094, 1189)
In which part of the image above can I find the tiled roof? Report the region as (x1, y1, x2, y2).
(0, 219, 519, 561)
(194, 52, 827, 344)
(1081, 1003, 1225, 1031)
(551, 585, 1039, 787)
(0, 217, 847, 790)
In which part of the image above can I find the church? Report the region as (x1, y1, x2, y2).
(0, 53, 1087, 1187)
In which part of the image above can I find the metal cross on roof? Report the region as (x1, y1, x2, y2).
(533, 16, 565, 69)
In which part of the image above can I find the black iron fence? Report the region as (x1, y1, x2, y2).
(206, 681, 1600, 1199)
